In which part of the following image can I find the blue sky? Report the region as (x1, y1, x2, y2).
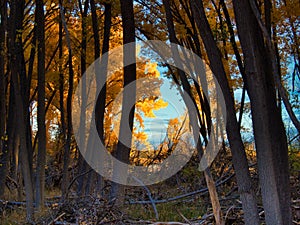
(142, 76, 187, 146)
(140, 61, 300, 147)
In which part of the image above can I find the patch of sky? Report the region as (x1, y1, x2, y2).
(142, 68, 187, 147)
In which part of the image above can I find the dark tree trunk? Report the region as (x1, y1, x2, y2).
(35, 0, 46, 210)
(87, 1, 112, 195)
(190, 0, 260, 224)
(162, 0, 224, 223)
(0, 0, 8, 198)
(96, 2, 112, 137)
(59, 0, 68, 198)
(8, 86, 17, 181)
(110, 0, 136, 203)
(59, 1, 75, 201)
(232, 0, 291, 224)
(77, 0, 90, 196)
(9, 0, 34, 220)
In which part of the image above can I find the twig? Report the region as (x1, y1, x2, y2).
(224, 205, 235, 221)
(132, 176, 159, 220)
(258, 210, 264, 216)
(124, 219, 153, 224)
(66, 169, 93, 193)
(289, 134, 300, 145)
(225, 186, 238, 197)
(6, 175, 19, 189)
(47, 212, 66, 225)
(198, 213, 214, 224)
(176, 209, 193, 225)
(151, 223, 189, 225)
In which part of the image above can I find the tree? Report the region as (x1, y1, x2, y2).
(59, 0, 75, 200)
(0, 0, 297, 223)
(110, 0, 137, 203)
(93, 2, 112, 194)
(232, 0, 291, 223)
(59, 0, 68, 198)
(162, 0, 224, 223)
(9, 0, 34, 221)
(190, 0, 260, 224)
(0, 0, 8, 198)
(35, 0, 46, 210)
(76, 0, 90, 197)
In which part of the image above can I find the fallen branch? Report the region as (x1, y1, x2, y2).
(198, 213, 214, 224)
(224, 205, 235, 221)
(0, 199, 61, 208)
(151, 223, 189, 225)
(132, 176, 159, 220)
(47, 212, 66, 225)
(129, 173, 235, 204)
(0, 199, 26, 206)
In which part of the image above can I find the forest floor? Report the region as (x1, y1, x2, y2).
(0, 161, 299, 224)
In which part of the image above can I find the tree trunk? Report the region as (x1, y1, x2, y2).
(8, 86, 17, 182)
(110, 0, 136, 203)
(35, 0, 46, 210)
(162, 0, 224, 223)
(59, 1, 74, 201)
(89, 1, 112, 195)
(9, 0, 34, 220)
(76, 0, 90, 196)
(232, 0, 291, 224)
(0, 0, 8, 198)
(59, 0, 68, 198)
(190, 0, 260, 224)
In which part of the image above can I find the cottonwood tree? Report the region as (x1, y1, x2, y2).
(162, 0, 224, 223)
(76, 0, 90, 197)
(92, 2, 112, 193)
(9, 0, 34, 221)
(0, 0, 297, 223)
(59, 0, 68, 198)
(233, 0, 291, 223)
(110, 0, 137, 203)
(35, 0, 46, 210)
(59, 0, 75, 200)
(190, 0, 260, 224)
(0, 0, 8, 198)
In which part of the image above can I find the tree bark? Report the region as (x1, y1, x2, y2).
(250, 0, 300, 135)
(9, 0, 34, 220)
(77, 0, 90, 196)
(7, 86, 17, 182)
(232, 0, 291, 224)
(35, 0, 46, 210)
(190, 0, 260, 224)
(59, 1, 74, 201)
(110, 0, 136, 203)
(90, 1, 112, 195)
(59, 0, 67, 198)
(162, 0, 224, 224)
(0, 0, 8, 198)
